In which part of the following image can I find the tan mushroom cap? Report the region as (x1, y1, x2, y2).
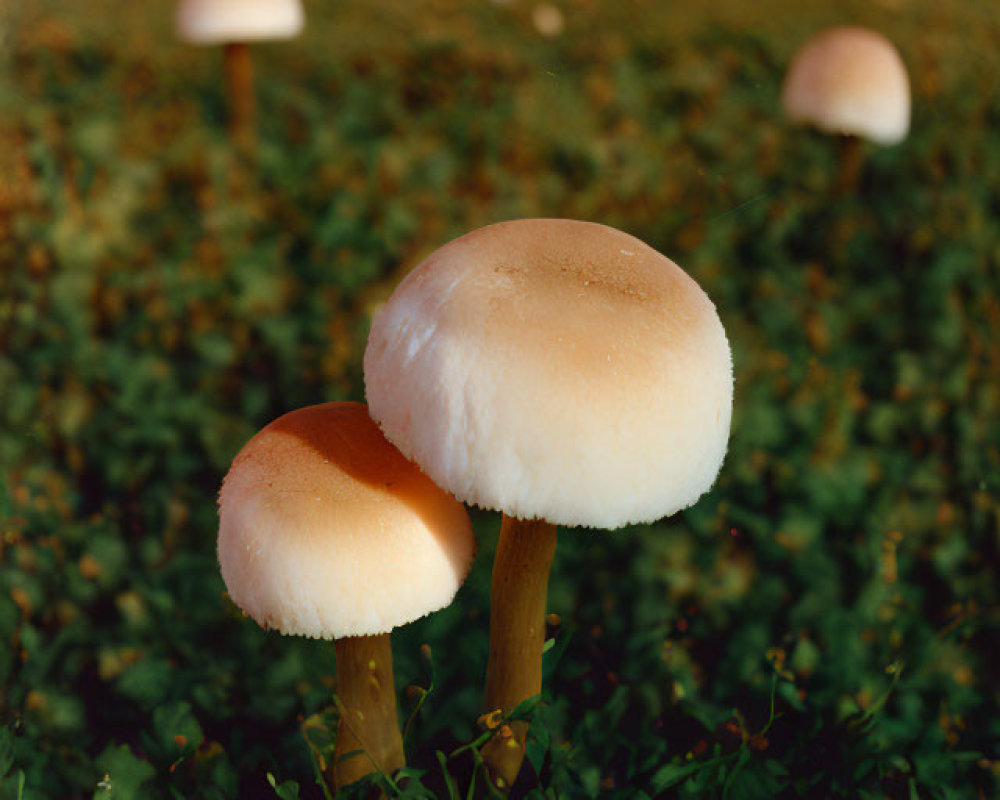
(364, 219, 733, 530)
(176, 0, 304, 45)
(218, 402, 476, 639)
(782, 26, 911, 145)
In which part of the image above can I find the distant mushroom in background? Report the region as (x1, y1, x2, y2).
(532, 4, 565, 38)
(176, 0, 304, 148)
(364, 219, 733, 792)
(218, 402, 476, 791)
(782, 26, 911, 190)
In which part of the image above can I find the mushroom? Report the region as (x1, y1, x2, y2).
(782, 26, 911, 188)
(176, 0, 304, 146)
(218, 402, 476, 790)
(363, 219, 733, 791)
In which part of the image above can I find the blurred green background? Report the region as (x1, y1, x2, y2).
(1, 0, 999, 797)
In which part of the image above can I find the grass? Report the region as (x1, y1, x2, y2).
(1, 0, 999, 797)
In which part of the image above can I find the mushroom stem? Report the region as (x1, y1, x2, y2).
(481, 514, 558, 792)
(222, 41, 255, 148)
(835, 135, 863, 195)
(332, 633, 405, 790)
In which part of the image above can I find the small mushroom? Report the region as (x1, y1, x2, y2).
(176, 0, 304, 146)
(782, 26, 911, 189)
(364, 219, 733, 791)
(218, 402, 475, 790)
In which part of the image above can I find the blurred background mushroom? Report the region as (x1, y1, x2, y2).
(782, 26, 911, 191)
(175, 0, 304, 148)
(218, 402, 476, 791)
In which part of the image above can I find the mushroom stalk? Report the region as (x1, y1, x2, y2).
(222, 41, 254, 147)
(332, 633, 406, 790)
(834, 136, 865, 196)
(481, 515, 558, 792)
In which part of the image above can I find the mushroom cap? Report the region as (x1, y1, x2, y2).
(364, 219, 733, 530)
(781, 26, 910, 145)
(218, 402, 476, 639)
(176, 0, 304, 45)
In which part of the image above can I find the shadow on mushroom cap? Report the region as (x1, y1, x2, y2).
(218, 402, 476, 639)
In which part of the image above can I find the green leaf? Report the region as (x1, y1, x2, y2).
(0, 725, 13, 777)
(93, 745, 155, 800)
(542, 629, 573, 680)
(114, 658, 173, 708)
(267, 772, 300, 800)
(578, 765, 601, 798)
(723, 749, 751, 797)
(507, 694, 542, 723)
(152, 702, 204, 753)
(723, 757, 788, 800)
(650, 761, 702, 792)
(525, 707, 551, 773)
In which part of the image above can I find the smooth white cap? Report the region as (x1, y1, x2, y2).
(782, 26, 910, 145)
(218, 403, 476, 639)
(176, 0, 304, 45)
(364, 219, 733, 530)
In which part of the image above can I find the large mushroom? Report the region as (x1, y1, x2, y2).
(782, 26, 911, 189)
(218, 402, 476, 790)
(364, 219, 733, 791)
(176, 0, 304, 146)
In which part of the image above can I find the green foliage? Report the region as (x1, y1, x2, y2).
(267, 773, 301, 800)
(93, 746, 155, 800)
(2, 0, 999, 797)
